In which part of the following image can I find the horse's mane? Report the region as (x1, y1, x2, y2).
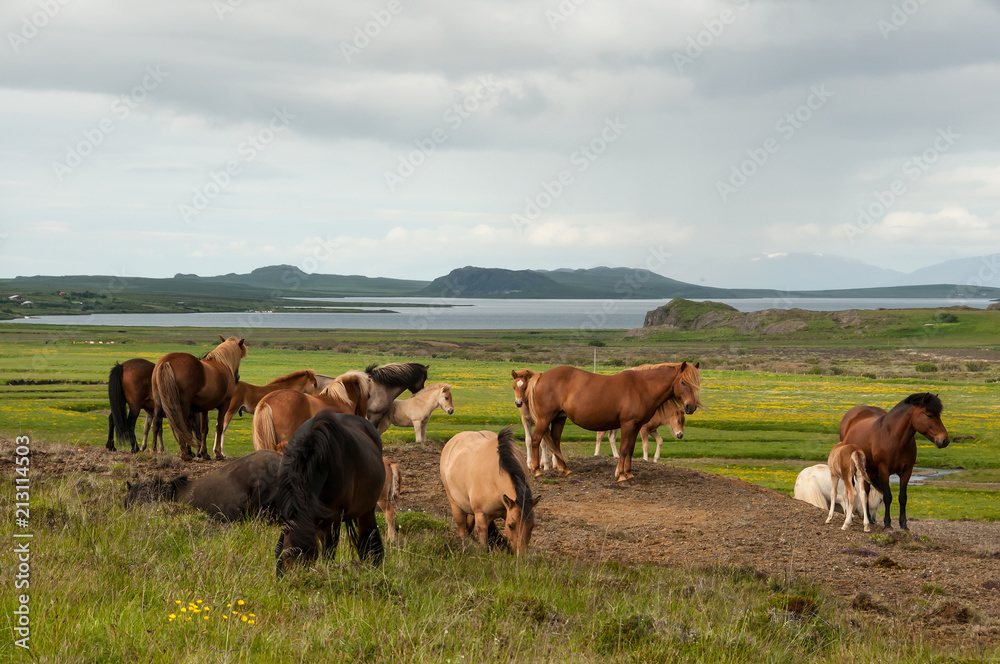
(523, 372, 543, 423)
(277, 413, 344, 549)
(496, 426, 535, 516)
(268, 369, 316, 384)
(205, 337, 246, 376)
(321, 370, 371, 406)
(366, 362, 428, 388)
(896, 392, 943, 416)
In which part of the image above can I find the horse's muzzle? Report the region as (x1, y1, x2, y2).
(934, 436, 950, 449)
(674, 432, 684, 440)
(514, 399, 523, 408)
(446, 407, 454, 415)
(684, 404, 696, 415)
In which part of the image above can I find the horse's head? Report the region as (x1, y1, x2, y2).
(501, 493, 540, 556)
(438, 384, 455, 415)
(274, 519, 324, 578)
(663, 398, 686, 440)
(910, 393, 949, 448)
(674, 361, 702, 415)
(510, 369, 534, 408)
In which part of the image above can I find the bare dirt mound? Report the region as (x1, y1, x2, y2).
(5, 437, 999, 646)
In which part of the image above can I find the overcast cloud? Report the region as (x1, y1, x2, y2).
(1, 0, 999, 287)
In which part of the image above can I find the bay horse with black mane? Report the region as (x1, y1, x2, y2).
(364, 362, 429, 429)
(839, 392, 949, 530)
(522, 362, 701, 482)
(107, 358, 162, 453)
(151, 335, 247, 461)
(275, 412, 386, 577)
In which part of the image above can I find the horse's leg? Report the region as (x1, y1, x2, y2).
(878, 468, 894, 529)
(126, 406, 140, 453)
(825, 468, 839, 525)
(897, 467, 912, 531)
(653, 428, 664, 463)
(106, 414, 116, 451)
(841, 475, 856, 530)
(529, 416, 556, 477)
(450, 502, 470, 540)
(357, 511, 384, 566)
(594, 431, 603, 456)
(616, 423, 640, 482)
(473, 511, 490, 548)
(547, 417, 571, 477)
(417, 419, 428, 445)
(213, 408, 226, 460)
(641, 427, 650, 461)
(857, 476, 871, 533)
(198, 413, 211, 459)
(520, 412, 535, 468)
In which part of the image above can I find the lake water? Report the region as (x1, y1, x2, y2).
(4, 297, 993, 330)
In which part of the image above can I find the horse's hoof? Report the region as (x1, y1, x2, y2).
(863, 526, 871, 532)
(560, 469, 572, 477)
(615, 474, 629, 483)
(533, 469, 542, 478)
(215, 454, 226, 461)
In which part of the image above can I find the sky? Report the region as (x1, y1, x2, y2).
(2, 0, 999, 288)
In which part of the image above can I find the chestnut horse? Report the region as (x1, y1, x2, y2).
(595, 397, 686, 462)
(839, 392, 949, 530)
(275, 412, 385, 576)
(377, 382, 455, 444)
(510, 369, 557, 471)
(217, 369, 321, 448)
(107, 358, 161, 453)
(524, 362, 701, 482)
(825, 443, 874, 532)
(440, 426, 539, 555)
(252, 371, 370, 453)
(151, 336, 247, 461)
(364, 362, 429, 429)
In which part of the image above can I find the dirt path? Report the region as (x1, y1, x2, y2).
(4, 437, 999, 646)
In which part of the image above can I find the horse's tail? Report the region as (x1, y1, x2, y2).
(108, 362, 134, 449)
(851, 449, 871, 485)
(253, 403, 278, 451)
(152, 362, 193, 454)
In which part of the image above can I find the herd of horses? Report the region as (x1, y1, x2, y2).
(117, 335, 951, 575)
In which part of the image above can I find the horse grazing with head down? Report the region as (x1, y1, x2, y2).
(151, 336, 247, 461)
(377, 382, 454, 443)
(252, 371, 370, 453)
(364, 362, 429, 429)
(839, 392, 949, 530)
(523, 362, 701, 482)
(107, 358, 163, 453)
(275, 412, 386, 577)
(124, 450, 283, 521)
(440, 426, 539, 555)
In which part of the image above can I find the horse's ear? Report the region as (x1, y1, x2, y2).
(531, 495, 541, 507)
(502, 494, 516, 510)
(219, 334, 226, 342)
(238, 338, 246, 348)
(694, 361, 700, 369)
(511, 369, 518, 378)
(679, 361, 688, 370)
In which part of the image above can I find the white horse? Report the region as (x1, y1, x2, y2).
(377, 383, 454, 443)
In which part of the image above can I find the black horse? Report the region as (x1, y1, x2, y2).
(275, 412, 386, 577)
(124, 450, 282, 521)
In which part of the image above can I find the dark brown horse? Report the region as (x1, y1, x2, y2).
(522, 362, 701, 482)
(107, 358, 161, 453)
(839, 392, 949, 530)
(364, 362, 429, 429)
(124, 450, 282, 521)
(252, 371, 370, 453)
(275, 412, 386, 577)
(151, 335, 247, 461)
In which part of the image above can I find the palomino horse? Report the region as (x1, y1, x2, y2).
(440, 426, 539, 555)
(151, 335, 247, 461)
(107, 358, 163, 453)
(825, 444, 874, 532)
(378, 458, 402, 541)
(364, 362, 429, 429)
(217, 369, 321, 450)
(839, 392, 949, 530)
(595, 397, 686, 462)
(377, 382, 454, 443)
(510, 369, 557, 471)
(524, 362, 701, 482)
(252, 371, 370, 453)
(124, 450, 282, 521)
(275, 412, 385, 576)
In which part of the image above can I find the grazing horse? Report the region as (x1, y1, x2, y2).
(252, 371, 370, 453)
(378, 458, 402, 541)
(107, 358, 162, 453)
(511, 369, 557, 471)
(793, 464, 883, 523)
(364, 362, 429, 429)
(524, 362, 701, 482)
(839, 392, 949, 530)
(124, 450, 282, 521)
(595, 397, 686, 462)
(274, 412, 385, 577)
(440, 426, 539, 555)
(217, 369, 321, 447)
(826, 444, 875, 532)
(151, 335, 247, 461)
(377, 382, 455, 444)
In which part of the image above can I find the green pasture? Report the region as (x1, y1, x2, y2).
(0, 326, 997, 523)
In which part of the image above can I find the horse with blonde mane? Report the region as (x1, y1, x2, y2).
(217, 369, 321, 455)
(151, 335, 247, 461)
(252, 370, 370, 453)
(377, 383, 454, 443)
